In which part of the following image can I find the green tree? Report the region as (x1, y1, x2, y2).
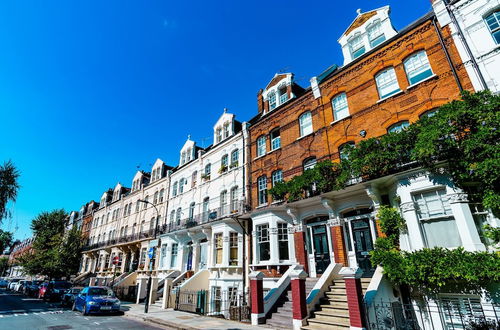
(0, 257, 8, 276)
(0, 160, 20, 223)
(0, 229, 13, 254)
(57, 225, 84, 279)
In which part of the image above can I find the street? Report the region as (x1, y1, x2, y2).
(0, 289, 163, 329)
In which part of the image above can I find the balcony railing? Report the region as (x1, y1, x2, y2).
(159, 200, 245, 234)
(82, 228, 155, 251)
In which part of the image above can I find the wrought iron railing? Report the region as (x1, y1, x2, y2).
(82, 228, 155, 251)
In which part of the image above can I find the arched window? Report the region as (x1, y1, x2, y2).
(257, 136, 266, 157)
(179, 178, 185, 194)
(367, 20, 385, 47)
(176, 208, 182, 225)
(339, 142, 355, 161)
(189, 202, 195, 220)
(230, 149, 239, 168)
(299, 112, 313, 137)
(191, 171, 198, 187)
(332, 93, 349, 121)
(257, 176, 268, 206)
(404, 51, 433, 85)
(420, 109, 437, 119)
(268, 91, 277, 110)
(272, 170, 283, 186)
(204, 164, 211, 180)
(388, 121, 410, 133)
(132, 223, 137, 235)
(220, 154, 229, 173)
(152, 169, 157, 181)
(485, 11, 500, 44)
(375, 67, 400, 99)
(270, 129, 281, 150)
(159, 189, 164, 203)
(172, 181, 178, 197)
(303, 157, 317, 171)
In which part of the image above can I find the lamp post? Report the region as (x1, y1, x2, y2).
(138, 199, 160, 314)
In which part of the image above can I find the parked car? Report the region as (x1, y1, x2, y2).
(8, 279, 21, 290)
(61, 287, 83, 307)
(72, 286, 121, 315)
(25, 280, 43, 296)
(14, 280, 31, 292)
(0, 279, 8, 288)
(44, 281, 72, 301)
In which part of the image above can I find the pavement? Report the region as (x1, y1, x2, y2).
(0, 288, 162, 329)
(123, 303, 267, 330)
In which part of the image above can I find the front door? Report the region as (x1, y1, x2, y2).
(186, 245, 193, 271)
(312, 225, 330, 275)
(351, 219, 374, 275)
(199, 242, 208, 270)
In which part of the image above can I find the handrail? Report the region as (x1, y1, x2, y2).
(263, 265, 300, 315)
(306, 263, 342, 310)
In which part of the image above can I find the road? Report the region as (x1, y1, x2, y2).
(0, 288, 163, 329)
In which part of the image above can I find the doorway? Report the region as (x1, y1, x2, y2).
(312, 225, 330, 275)
(351, 218, 374, 275)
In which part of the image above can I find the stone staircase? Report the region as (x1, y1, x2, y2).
(301, 277, 371, 329)
(265, 277, 319, 329)
(152, 274, 190, 307)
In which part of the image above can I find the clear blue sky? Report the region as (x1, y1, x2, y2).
(0, 1, 432, 240)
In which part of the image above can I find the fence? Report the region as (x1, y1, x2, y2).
(114, 285, 137, 303)
(365, 298, 500, 330)
(174, 289, 250, 323)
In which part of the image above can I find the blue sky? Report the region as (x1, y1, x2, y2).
(0, 1, 432, 240)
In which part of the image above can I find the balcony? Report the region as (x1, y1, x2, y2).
(82, 228, 155, 251)
(159, 200, 245, 234)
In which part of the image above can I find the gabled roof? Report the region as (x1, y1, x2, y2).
(341, 6, 389, 38)
(265, 73, 290, 90)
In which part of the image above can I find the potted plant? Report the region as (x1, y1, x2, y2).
(218, 165, 228, 174)
(201, 173, 210, 181)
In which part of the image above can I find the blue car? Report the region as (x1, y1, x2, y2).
(72, 286, 121, 315)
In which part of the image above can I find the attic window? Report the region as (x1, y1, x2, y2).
(268, 92, 277, 111)
(181, 151, 187, 165)
(349, 33, 365, 59)
(223, 122, 230, 139)
(367, 20, 385, 47)
(216, 128, 222, 143)
(278, 84, 288, 104)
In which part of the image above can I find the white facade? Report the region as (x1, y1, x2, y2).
(433, 0, 500, 92)
(158, 109, 248, 298)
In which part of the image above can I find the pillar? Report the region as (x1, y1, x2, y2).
(448, 192, 486, 251)
(330, 225, 348, 265)
(162, 278, 173, 309)
(136, 277, 149, 304)
(149, 277, 159, 305)
(293, 225, 309, 274)
(290, 267, 308, 330)
(249, 271, 264, 325)
(191, 240, 200, 272)
(340, 267, 365, 329)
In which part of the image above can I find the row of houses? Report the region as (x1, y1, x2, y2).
(69, 3, 499, 329)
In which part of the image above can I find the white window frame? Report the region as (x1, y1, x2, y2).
(375, 67, 400, 99)
(270, 129, 281, 150)
(268, 92, 277, 110)
(387, 121, 409, 133)
(257, 176, 267, 206)
(485, 11, 500, 44)
(367, 20, 385, 48)
(257, 136, 266, 157)
(404, 51, 433, 85)
(299, 112, 313, 137)
(332, 93, 349, 121)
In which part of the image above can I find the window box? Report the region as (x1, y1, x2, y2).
(229, 162, 239, 169)
(218, 165, 228, 174)
(201, 174, 211, 181)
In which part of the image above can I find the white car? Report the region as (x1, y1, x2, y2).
(14, 280, 28, 292)
(8, 279, 21, 290)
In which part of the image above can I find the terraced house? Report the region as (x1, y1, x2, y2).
(246, 6, 497, 330)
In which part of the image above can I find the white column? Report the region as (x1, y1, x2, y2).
(192, 240, 200, 272)
(222, 229, 230, 267)
(448, 192, 486, 251)
(400, 202, 425, 250)
(269, 220, 279, 264)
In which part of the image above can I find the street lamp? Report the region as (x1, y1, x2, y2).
(138, 199, 160, 314)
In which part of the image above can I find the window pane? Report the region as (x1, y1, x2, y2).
(258, 176, 267, 205)
(257, 136, 266, 156)
(299, 112, 313, 136)
(404, 51, 433, 85)
(332, 93, 349, 121)
(272, 170, 283, 186)
(269, 92, 277, 110)
(376, 67, 400, 99)
(388, 121, 409, 133)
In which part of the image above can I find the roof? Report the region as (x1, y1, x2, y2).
(341, 6, 389, 37)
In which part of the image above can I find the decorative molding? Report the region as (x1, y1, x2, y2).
(269, 227, 278, 235)
(327, 217, 344, 227)
(448, 193, 469, 204)
(286, 207, 299, 225)
(400, 202, 416, 212)
(365, 185, 381, 210)
(321, 198, 336, 219)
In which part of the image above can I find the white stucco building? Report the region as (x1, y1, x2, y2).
(432, 0, 500, 93)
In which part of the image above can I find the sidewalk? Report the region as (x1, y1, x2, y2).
(123, 303, 267, 330)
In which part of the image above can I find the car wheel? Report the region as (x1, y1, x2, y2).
(82, 304, 88, 316)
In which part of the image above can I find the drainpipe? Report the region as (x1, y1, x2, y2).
(442, 0, 489, 91)
(432, 16, 464, 92)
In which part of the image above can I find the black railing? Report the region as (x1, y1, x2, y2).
(160, 201, 245, 234)
(82, 229, 155, 251)
(365, 299, 500, 330)
(175, 289, 250, 323)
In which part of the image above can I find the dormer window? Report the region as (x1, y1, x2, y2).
(181, 151, 187, 165)
(349, 33, 365, 59)
(367, 20, 385, 47)
(223, 122, 230, 139)
(186, 148, 192, 162)
(278, 84, 288, 104)
(216, 128, 223, 143)
(268, 92, 277, 111)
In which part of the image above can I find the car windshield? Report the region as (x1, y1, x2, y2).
(88, 288, 114, 296)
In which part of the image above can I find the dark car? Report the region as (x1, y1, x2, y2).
(61, 287, 83, 307)
(73, 286, 121, 315)
(25, 280, 43, 297)
(45, 281, 72, 301)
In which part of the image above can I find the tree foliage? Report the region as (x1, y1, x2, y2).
(0, 257, 8, 276)
(0, 229, 13, 254)
(19, 210, 84, 279)
(0, 160, 20, 223)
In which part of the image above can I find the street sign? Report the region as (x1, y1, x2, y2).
(112, 256, 120, 265)
(148, 247, 155, 259)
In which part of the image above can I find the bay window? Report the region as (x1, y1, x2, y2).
(257, 224, 270, 261)
(278, 223, 289, 260)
